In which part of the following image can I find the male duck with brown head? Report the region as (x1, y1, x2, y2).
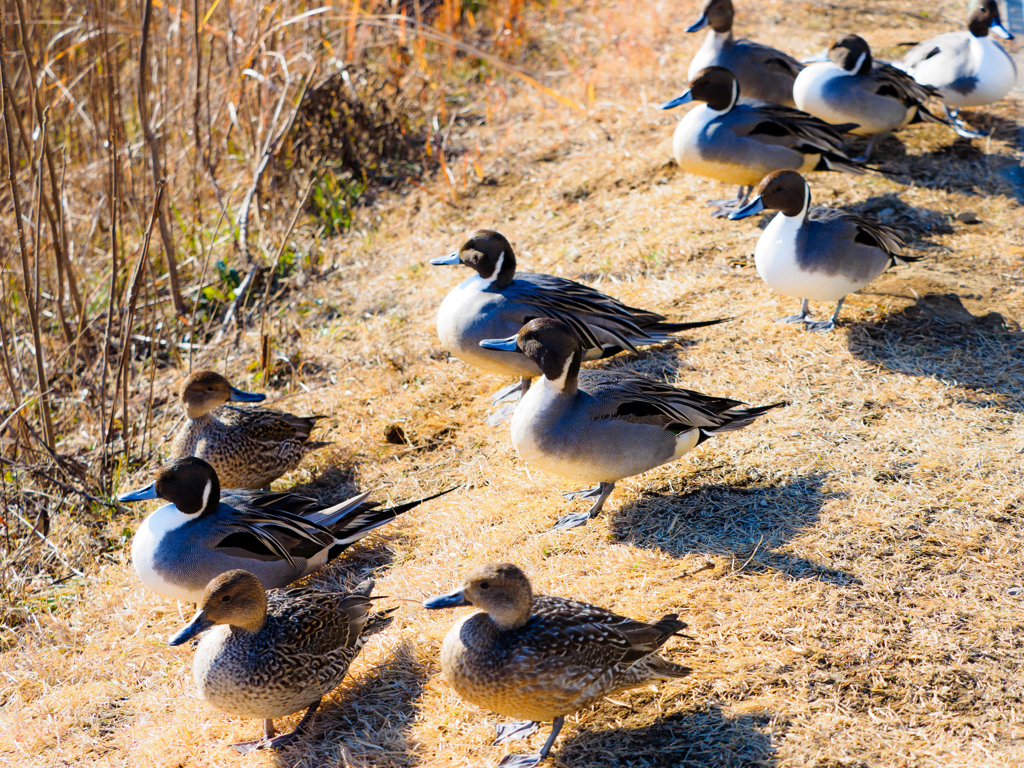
(432, 230, 726, 412)
(171, 370, 329, 489)
(794, 34, 979, 154)
(728, 170, 920, 331)
(686, 0, 805, 106)
(480, 318, 783, 530)
(898, 0, 1016, 121)
(168, 569, 394, 753)
(119, 456, 456, 602)
(661, 67, 866, 216)
(425, 562, 691, 767)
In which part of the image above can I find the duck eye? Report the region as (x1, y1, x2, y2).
(479, 582, 490, 590)
(207, 387, 215, 392)
(222, 594, 231, 602)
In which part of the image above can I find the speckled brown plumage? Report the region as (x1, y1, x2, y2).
(170, 570, 393, 752)
(170, 371, 329, 489)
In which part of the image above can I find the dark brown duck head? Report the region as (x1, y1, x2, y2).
(430, 229, 517, 288)
(479, 318, 583, 390)
(728, 170, 810, 220)
(828, 34, 873, 76)
(969, 0, 1013, 39)
(687, 0, 734, 35)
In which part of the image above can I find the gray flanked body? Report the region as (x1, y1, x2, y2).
(121, 457, 453, 602)
(434, 230, 724, 387)
(728, 170, 919, 331)
(686, 0, 803, 106)
(481, 319, 782, 529)
(170, 370, 328, 489)
(168, 570, 394, 753)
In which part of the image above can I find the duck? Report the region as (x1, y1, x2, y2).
(168, 569, 394, 753)
(661, 66, 865, 217)
(118, 456, 455, 602)
(685, 0, 805, 106)
(727, 170, 920, 331)
(424, 562, 691, 768)
(479, 318, 782, 530)
(432, 230, 726, 410)
(170, 370, 330, 490)
(793, 34, 977, 152)
(898, 0, 1017, 120)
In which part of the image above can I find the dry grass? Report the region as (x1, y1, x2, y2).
(3, 0, 1024, 766)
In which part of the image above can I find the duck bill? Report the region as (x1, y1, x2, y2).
(229, 387, 266, 403)
(478, 335, 519, 352)
(685, 13, 708, 33)
(430, 252, 462, 266)
(118, 483, 159, 502)
(728, 196, 766, 220)
(168, 610, 214, 646)
(990, 22, 1013, 40)
(660, 91, 694, 110)
(424, 587, 472, 609)
(801, 49, 830, 63)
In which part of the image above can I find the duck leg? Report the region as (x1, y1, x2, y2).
(804, 298, 845, 333)
(494, 721, 540, 745)
(553, 482, 615, 531)
(492, 377, 530, 405)
(230, 698, 321, 753)
(776, 298, 810, 324)
(496, 717, 564, 768)
(851, 136, 877, 164)
(708, 186, 752, 218)
(944, 105, 985, 139)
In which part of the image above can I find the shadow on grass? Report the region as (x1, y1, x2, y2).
(609, 473, 856, 585)
(597, 342, 701, 383)
(274, 641, 426, 767)
(285, 459, 363, 506)
(848, 293, 1024, 413)
(557, 702, 779, 768)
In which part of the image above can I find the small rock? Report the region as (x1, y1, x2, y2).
(384, 423, 408, 445)
(956, 211, 981, 224)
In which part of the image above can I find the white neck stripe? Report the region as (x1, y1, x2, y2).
(201, 479, 213, 514)
(484, 251, 505, 284)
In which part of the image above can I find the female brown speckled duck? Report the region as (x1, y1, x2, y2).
(425, 563, 691, 767)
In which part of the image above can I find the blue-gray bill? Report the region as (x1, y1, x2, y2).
(228, 387, 266, 403)
(118, 483, 159, 502)
(424, 588, 472, 609)
(727, 196, 766, 220)
(430, 253, 462, 266)
(168, 612, 214, 646)
(686, 14, 708, 33)
(660, 91, 694, 110)
(479, 336, 519, 352)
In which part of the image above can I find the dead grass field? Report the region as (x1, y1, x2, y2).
(3, 1, 1024, 766)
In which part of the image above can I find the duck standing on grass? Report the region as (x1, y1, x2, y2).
(432, 230, 726, 416)
(793, 34, 979, 156)
(425, 562, 691, 768)
(480, 318, 783, 530)
(171, 370, 329, 489)
(661, 67, 866, 217)
(119, 456, 455, 602)
(897, 0, 1017, 123)
(728, 170, 919, 331)
(168, 569, 394, 753)
(685, 0, 805, 106)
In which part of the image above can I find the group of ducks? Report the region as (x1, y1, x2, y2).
(114, 1, 1018, 765)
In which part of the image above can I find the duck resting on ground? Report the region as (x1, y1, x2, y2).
(728, 169, 920, 331)
(661, 66, 866, 217)
(171, 370, 330, 489)
(480, 318, 783, 530)
(425, 562, 691, 768)
(169, 569, 394, 753)
(119, 456, 456, 602)
(432, 229, 727, 416)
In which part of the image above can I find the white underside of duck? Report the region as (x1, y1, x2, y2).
(793, 64, 914, 135)
(755, 211, 868, 302)
(132, 503, 201, 602)
(910, 35, 1016, 108)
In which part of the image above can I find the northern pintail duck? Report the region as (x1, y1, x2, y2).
(661, 66, 865, 216)
(898, 0, 1017, 118)
(168, 569, 393, 752)
(119, 457, 454, 602)
(424, 562, 690, 768)
(171, 370, 329, 489)
(728, 170, 920, 331)
(686, 0, 804, 106)
(432, 230, 726, 407)
(480, 318, 782, 530)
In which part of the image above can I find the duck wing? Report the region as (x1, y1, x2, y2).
(734, 39, 805, 77)
(216, 405, 323, 443)
(871, 62, 948, 125)
(265, 584, 395, 656)
(900, 32, 969, 70)
(809, 207, 918, 266)
(212, 492, 340, 565)
(737, 102, 857, 156)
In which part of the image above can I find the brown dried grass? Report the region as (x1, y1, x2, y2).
(3, 0, 1024, 767)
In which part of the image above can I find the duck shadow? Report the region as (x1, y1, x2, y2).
(285, 460, 363, 506)
(847, 293, 1024, 412)
(609, 473, 856, 585)
(595, 343, 698, 383)
(838, 194, 953, 240)
(274, 641, 426, 767)
(557, 701, 778, 768)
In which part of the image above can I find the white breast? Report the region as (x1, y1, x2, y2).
(962, 37, 1017, 107)
(131, 503, 200, 602)
(436, 274, 488, 350)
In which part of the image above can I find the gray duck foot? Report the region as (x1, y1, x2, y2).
(230, 730, 301, 753)
(494, 721, 540, 745)
(486, 403, 517, 427)
(551, 510, 593, 531)
(492, 380, 525, 405)
(496, 754, 545, 768)
(775, 314, 809, 324)
(803, 319, 836, 333)
(561, 485, 604, 501)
